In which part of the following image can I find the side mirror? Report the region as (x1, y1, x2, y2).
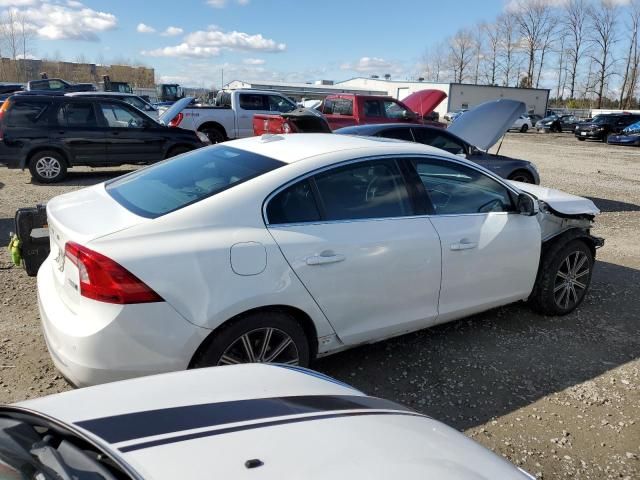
(517, 192, 539, 216)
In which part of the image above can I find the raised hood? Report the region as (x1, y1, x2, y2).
(158, 96, 194, 125)
(448, 99, 525, 151)
(510, 181, 600, 216)
(401, 89, 447, 117)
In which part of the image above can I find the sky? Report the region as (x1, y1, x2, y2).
(2, 0, 521, 88)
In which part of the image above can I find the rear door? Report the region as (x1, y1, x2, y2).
(55, 100, 108, 165)
(266, 157, 442, 345)
(97, 100, 164, 164)
(409, 157, 540, 321)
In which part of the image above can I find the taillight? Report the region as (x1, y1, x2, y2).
(168, 112, 183, 127)
(0, 100, 10, 140)
(282, 122, 291, 134)
(64, 242, 163, 304)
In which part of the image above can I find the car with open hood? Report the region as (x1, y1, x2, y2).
(0, 364, 535, 479)
(335, 99, 540, 184)
(606, 120, 640, 146)
(30, 132, 602, 387)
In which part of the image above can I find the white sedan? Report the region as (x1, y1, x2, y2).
(509, 114, 533, 133)
(0, 364, 535, 479)
(37, 133, 603, 387)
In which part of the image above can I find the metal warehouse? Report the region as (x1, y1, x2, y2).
(222, 79, 387, 101)
(335, 77, 550, 118)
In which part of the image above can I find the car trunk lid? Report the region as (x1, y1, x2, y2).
(448, 99, 525, 151)
(158, 97, 195, 126)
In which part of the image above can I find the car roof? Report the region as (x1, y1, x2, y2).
(66, 92, 139, 98)
(9, 365, 528, 479)
(227, 133, 450, 164)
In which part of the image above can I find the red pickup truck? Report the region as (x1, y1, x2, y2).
(253, 90, 447, 135)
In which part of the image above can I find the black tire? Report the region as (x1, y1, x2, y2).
(190, 311, 311, 368)
(28, 150, 68, 183)
(166, 145, 192, 159)
(508, 170, 535, 183)
(520, 124, 529, 133)
(529, 239, 594, 316)
(577, 137, 585, 141)
(200, 127, 225, 144)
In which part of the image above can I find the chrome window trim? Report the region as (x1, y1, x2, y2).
(262, 153, 522, 227)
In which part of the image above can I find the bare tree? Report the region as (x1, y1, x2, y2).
(448, 28, 475, 83)
(512, 0, 557, 88)
(587, 0, 619, 108)
(471, 27, 484, 84)
(555, 33, 568, 100)
(421, 42, 448, 82)
(535, 15, 558, 88)
(497, 13, 518, 86)
(564, 0, 589, 100)
(482, 21, 500, 85)
(619, 1, 640, 108)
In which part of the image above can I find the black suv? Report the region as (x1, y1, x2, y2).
(0, 95, 206, 183)
(575, 113, 640, 142)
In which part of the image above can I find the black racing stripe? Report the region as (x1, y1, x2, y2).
(75, 395, 412, 444)
(119, 410, 426, 453)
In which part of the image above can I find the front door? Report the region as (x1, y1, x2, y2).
(410, 157, 541, 321)
(266, 158, 442, 345)
(98, 101, 164, 164)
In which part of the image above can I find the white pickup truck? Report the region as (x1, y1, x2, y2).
(162, 89, 298, 143)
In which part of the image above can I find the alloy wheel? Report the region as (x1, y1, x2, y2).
(35, 157, 62, 179)
(553, 250, 590, 310)
(217, 327, 300, 366)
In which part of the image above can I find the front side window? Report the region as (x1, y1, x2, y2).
(267, 180, 321, 224)
(378, 127, 414, 142)
(313, 160, 412, 221)
(107, 146, 283, 218)
(268, 95, 296, 113)
(121, 96, 146, 110)
(100, 102, 145, 128)
(412, 159, 514, 215)
(239, 94, 267, 111)
(383, 100, 409, 119)
(58, 102, 97, 127)
(8, 101, 50, 127)
(412, 129, 466, 156)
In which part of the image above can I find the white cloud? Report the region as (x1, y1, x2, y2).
(340, 56, 393, 73)
(136, 22, 155, 33)
(145, 27, 285, 57)
(143, 42, 221, 58)
(0, 0, 36, 5)
(2, 2, 117, 41)
(206, 0, 250, 7)
(243, 58, 265, 65)
(161, 26, 183, 36)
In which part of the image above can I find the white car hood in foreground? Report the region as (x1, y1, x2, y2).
(12, 365, 531, 480)
(511, 181, 600, 216)
(448, 99, 525, 151)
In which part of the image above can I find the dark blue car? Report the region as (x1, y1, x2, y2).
(607, 120, 640, 146)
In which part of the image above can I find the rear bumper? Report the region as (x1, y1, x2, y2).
(37, 257, 210, 387)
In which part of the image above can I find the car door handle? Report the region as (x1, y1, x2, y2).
(305, 253, 345, 265)
(450, 240, 478, 251)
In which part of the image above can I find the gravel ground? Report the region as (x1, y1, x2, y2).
(1, 133, 639, 478)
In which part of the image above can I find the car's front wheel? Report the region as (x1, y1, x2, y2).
(28, 150, 68, 183)
(190, 311, 311, 368)
(520, 124, 529, 133)
(508, 170, 535, 183)
(530, 239, 594, 315)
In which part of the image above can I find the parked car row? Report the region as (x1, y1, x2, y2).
(575, 113, 640, 143)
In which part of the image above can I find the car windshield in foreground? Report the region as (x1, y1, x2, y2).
(106, 146, 284, 218)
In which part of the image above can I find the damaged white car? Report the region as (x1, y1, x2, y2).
(35, 132, 602, 386)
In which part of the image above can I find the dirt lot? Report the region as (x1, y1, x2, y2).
(1, 133, 639, 478)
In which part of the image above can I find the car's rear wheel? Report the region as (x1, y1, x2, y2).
(530, 239, 594, 315)
(28, 150, 68, 183)
(508, 170, 535, 183)
(191, 311, 310, 368)
(200, 127, 225, 144)
(520, 124, 529, 133)
(577, 137, 586, 141)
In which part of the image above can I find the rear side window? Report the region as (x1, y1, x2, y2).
(107, 146, 284, 218)
(267, 180, 321, 224)
(239, 94, 267, 110)
(363, 100, 383, 117)
(7, 101, 50, 127)
(324, 98, 353, 116)
(57, 102, 97, 127)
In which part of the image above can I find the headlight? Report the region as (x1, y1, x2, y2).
(196, 131, 211, 144)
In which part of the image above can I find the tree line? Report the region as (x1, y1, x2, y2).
(420, 0, 640, 109)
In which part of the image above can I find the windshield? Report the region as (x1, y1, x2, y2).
(592, 115, 611, 124)
(0, 411, 132, 480)
(106, 146, 284, 218)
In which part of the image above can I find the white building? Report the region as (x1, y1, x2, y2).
(335, 77, 550, 118)
(223, 80, 387, 101)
